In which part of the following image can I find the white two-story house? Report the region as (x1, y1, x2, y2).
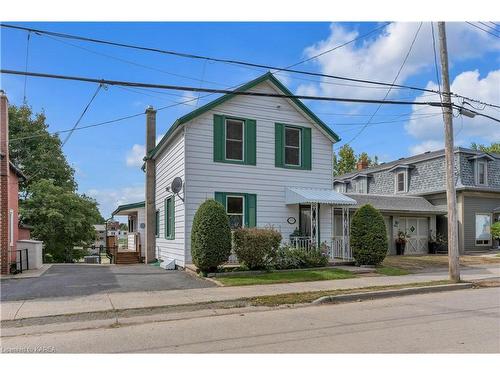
(147, 72, 358, 268)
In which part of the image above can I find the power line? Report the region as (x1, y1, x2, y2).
(466, 21, 500, 39)
(3, 23, 499, 110)
(489, 22, 500, 28)
(0, 24, 456, 96)
(478, 21, 500, 33)
(281, 22, 391, 69)
(0, 69, 452, 106)
(344, 22, 423, 146)
(22, 31, 31, 104)
(61, 83, 104, 146)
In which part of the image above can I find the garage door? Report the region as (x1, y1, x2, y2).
(399, 217, 429, 254)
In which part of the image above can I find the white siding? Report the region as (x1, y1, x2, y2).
(154, 129, 186, 266)
(184, 81, 334, 262)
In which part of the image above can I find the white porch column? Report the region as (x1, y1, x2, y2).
(310, 203, 318, 248)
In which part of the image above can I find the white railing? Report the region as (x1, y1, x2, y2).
(330, 237, 353, 262)
(289, 236, 313, 251)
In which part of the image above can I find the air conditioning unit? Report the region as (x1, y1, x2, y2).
(84, 255, 100, 264)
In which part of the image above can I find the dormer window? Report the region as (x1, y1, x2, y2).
(334, 182, 346, 193)
(350, 176, 368, 194)
(395, 171, 408, 193)
(476, 160, 487, 186)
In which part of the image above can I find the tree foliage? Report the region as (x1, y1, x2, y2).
(470, 142, 500, 154)
(21, 180, 103, 262)
(9, 103, 104, 261)
(350, 204, 388, 266)
(191, 200, 232, 273)
(8, 105, 76, 196)
(333, 145, 378, 176)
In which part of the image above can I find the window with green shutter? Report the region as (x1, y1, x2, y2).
(213, 114, 256, 165)
(275, 123, 311, 170)
(214, 192, 257, 228)
(165, 196, 175, 240)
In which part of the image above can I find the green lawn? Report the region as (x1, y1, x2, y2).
(375, 266, 410, 276)
(215, 268, 356, 286)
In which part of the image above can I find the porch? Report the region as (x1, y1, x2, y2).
(111, 201, 146, 264)
(285, 187, 357, 263)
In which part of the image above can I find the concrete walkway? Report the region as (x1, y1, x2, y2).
(1, 265, 499, 321)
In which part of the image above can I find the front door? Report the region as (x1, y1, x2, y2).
(299, 205, 311, 237)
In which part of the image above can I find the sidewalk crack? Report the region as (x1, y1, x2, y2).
(13, 300, 26, 320)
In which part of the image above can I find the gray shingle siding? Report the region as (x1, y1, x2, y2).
(335, 148, 500, 195)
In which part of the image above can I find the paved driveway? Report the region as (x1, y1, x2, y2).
(0, 264, 214, 301)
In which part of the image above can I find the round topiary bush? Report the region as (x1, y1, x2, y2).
(350, 204, 388, 266)
(191, 199, 232, 273)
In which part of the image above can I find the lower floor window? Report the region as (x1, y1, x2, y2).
(475, 213, 491, 246)
(227, 195, 244, 229)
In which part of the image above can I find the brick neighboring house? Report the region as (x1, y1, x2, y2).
(1, 90, 27, 274)
(334, 147, 500, 254)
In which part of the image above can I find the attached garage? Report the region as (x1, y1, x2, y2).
(346, 193, 446, 255)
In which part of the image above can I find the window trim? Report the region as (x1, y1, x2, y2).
(164, 195, 175, 240)
(475, 212, 492, 246)
(225, 118, 245, 162)
(275, 123, 311, 170)
(475, 160, 488, 186)
(284, 126, 301, 167)
(394, 170, 408, 193)
(226, 194, 245, 230)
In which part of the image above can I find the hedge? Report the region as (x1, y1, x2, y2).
(191, 199, 232, 272)
(350, 204, 388, 265)
(233, 227, 282, 270)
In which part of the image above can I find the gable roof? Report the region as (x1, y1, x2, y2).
(148, 72, 340, 160)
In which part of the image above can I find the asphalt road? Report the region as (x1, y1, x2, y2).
(0, 264, 214, 301)
(2, 287, 499, 353)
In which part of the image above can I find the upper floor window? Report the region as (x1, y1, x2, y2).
(352, 178, 367, 194)
(225, 119, 244, 161)
(275, 123, 312, 170)
(284, 127, 301, 166)
(213, 114, 256, 166)
(395, 171, 407, 193)
(334, 183, 346, 193)
(475, 160, 487, 186)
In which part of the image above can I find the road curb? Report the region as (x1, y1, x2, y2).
(312, 282, 474, 304)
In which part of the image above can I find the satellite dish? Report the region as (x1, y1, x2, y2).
(171, 177, 183, 194)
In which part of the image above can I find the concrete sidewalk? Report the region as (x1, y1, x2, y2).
(2, 265, 499, 321)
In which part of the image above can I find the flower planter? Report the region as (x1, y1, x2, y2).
(395, 241, 406, 255)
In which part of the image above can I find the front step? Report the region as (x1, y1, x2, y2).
(115, 252, 141, 264)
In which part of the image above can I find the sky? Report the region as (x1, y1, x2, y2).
(1, 22, 499, 218)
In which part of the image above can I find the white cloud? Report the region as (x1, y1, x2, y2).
(409, 140, 444, 155)
(125, 134, 164, 168)
(405, 69, 500, 153)
(296, 22, 500, 100)
(87, 185, 144, 219)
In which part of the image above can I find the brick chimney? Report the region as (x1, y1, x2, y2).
(356, 159, 369, 171)
(1, 90, 10, 274)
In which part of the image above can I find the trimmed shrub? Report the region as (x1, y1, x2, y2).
(350, 204, 388, 266)
(492, 222, 500, 240)
(191, 199, 232, 273)
(233, 228, 282, 270)
(272, 246, 328, 270)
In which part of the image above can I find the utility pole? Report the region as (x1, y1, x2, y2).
(437, 22, 460, 282)
(144, 105, 157, 263)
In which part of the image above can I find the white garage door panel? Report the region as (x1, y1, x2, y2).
(400, 217, 429, 254)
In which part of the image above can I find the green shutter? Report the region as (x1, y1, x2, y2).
(155, 210, 159, 237)
(245, 119, 256, 165)
(214, 192, 226, 208)
(275, 123, 284, 167)
(302, 127, 312, 170)
(213, 114, 225, 162)
(245, 194, 257, 228)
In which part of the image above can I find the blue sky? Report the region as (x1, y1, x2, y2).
(1, 22, 499, 218)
